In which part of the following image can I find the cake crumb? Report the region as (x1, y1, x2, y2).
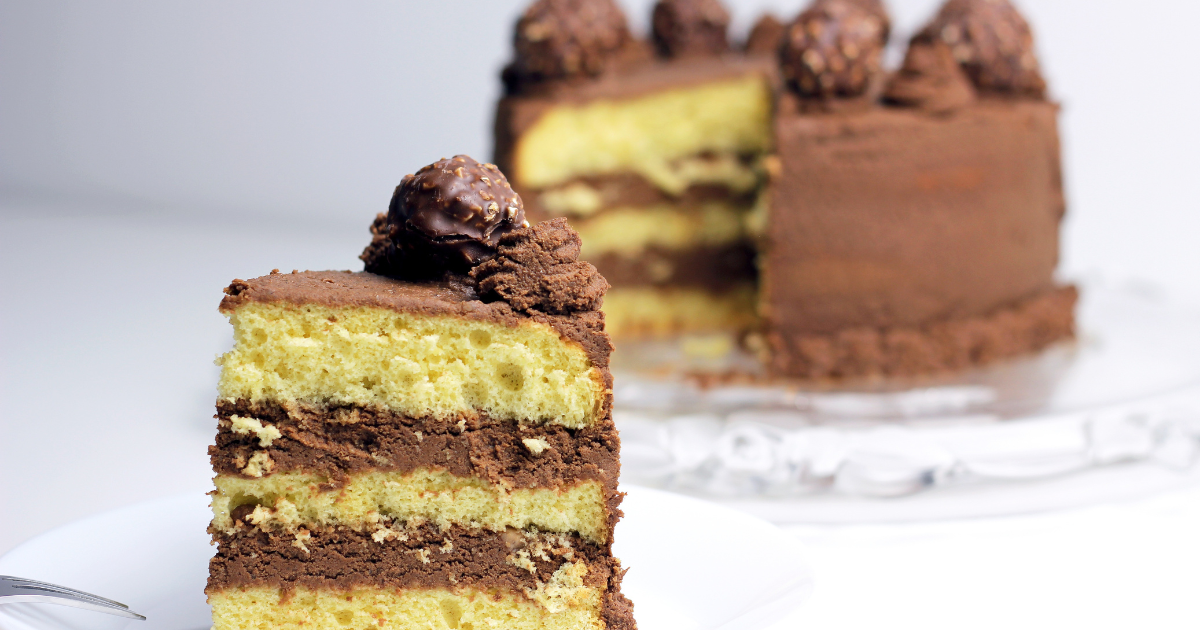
(525, 561, 589, 613)
(372, 527, 407, 543)
(242, 451, 275, 477)
(507, 549, 538, 574)
(230, 415, 283, 447)
(292, 529, 312, 553)
(456, 419, 467, 433)
(411, 548, 431, 564)
(414, 431, 424, 442)
(440, 538, 455, 554)
(522, 437, 551, 455)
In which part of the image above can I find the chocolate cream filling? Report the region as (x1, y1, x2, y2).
(522, 171, 760, 221)
(207, 524, 635, 630)
(212, 400, 621, 493)
(590, 244, 756, 289)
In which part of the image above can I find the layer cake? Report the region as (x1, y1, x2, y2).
(493, 0, 1077, 379)
(207, 156, 635, 630)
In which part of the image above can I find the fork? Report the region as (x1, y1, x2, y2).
(0, 575, 146, 620)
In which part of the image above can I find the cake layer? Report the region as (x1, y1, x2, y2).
(764, 284, 1077, 378)
(532, 165, 758, 220)
(208, 524, 616, 596)
(603, 286, 756, 338)
(207, 524, 636, 629)
(590, 245, 756, 289)
(496, 57, 773, 193)
(218, 272, 612, 429)
(212, 469, 611, 543)
(764, 98, 1065, 336)
(209, 584, 622, 630)
(574, 201, 750, 258)
(212, 401, 620, 490)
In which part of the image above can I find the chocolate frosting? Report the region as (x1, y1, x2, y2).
(212, 400, 621, 493)
(362, 156, 526, 280)
(651, 0, 731, 59)
(207, 525, 636, 630)
(511, 0, 631, 85)
(779, 0, 887, 99)
(472, 218, 609, 315)
(916, 0, 1045, 98)
(883, 40, 976, 113)
(590, 245, 756, 290)
(744, 14, 785, 56)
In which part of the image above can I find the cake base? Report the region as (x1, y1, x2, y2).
(763, 285, 1077, 379)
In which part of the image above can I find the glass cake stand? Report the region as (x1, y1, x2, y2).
(612, 280, 1200, 523)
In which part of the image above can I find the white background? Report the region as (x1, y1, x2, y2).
(1, 1, 1199, 628)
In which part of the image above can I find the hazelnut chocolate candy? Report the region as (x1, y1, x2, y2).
(362, 156, 527, 280)
(651, 0, 732, 58)
(916, 0, 1045, 97)
(780, 0, 887, 99)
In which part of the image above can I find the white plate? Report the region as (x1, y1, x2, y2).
(0, 486, 811, 630)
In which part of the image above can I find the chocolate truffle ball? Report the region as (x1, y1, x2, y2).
(916, 0, 1045, 97)
(362, 155, 528, 280)
(780, 0, 887, 99)
(652, 0, 732, 58)
(512, 0, 630, 82)
(834, 0, 891, 43)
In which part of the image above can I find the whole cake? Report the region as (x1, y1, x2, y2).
(494, 0, 1076, 379)
(207, 156, 635, 630)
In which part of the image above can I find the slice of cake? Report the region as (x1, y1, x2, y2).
(495, 0, 773, 338)
(494, 0, 1076, 379)
(206, 155, 635, 630)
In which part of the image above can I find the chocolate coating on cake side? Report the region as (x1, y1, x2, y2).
(744, 14, 786, 55)
(511, 0, 630, 83)
(780, 0, 887, 99)
(361, 155, 526, 280)
(651, 0, 731, 58)
(472, 218, 609, 315)
(916, 0, 1045, 97)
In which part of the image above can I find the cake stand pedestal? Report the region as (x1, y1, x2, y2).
(613, 281, 1200, 523)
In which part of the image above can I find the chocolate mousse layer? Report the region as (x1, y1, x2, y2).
(523, 172, 758, 220)
(590, 244, 756, 289)
(211, 400, 621, 491)
(207, 524, 635, 630)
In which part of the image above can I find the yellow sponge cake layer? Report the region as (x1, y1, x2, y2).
(576, 201, 749, 258)
(603, 286, 757, 338)
(513, 75, 772, 192)
(210, 583, 604, 630)
(212, 469, 609, 543)
(217, 302, 605, 429)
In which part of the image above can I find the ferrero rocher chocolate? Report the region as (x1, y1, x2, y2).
(363, 155, 527, 279)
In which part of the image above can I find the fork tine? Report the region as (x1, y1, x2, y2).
(0, 576, 130, 609)
(10, 583, 130, 609)
(1, 591, 147, 621)
(0, 576, 145, 620)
